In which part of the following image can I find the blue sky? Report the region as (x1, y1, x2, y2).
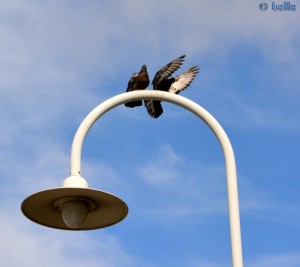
(0, 0, 299, 266)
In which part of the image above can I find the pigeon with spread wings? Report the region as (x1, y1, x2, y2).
(145, 56, 199, 118)
(152, 55, 186, 91)
(124, 64, 150, 108)
(144, 55, 185, 118)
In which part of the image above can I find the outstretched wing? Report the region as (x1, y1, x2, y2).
(169, 65, 199, 94)
(152, 55, 185, 90)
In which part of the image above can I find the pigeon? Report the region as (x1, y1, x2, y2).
(152, 55, 186, 91)
(145, 56, 199, 118)
(124, 64, 150, 108)
(143, 55, 185, 118)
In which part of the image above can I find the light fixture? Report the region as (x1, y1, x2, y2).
(21, 175, 128, 230)
(21, 90, 243, 266)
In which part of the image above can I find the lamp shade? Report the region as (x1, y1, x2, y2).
(21, 187, 128, 230)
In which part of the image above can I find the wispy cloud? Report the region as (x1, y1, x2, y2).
(136, 144, 231, 219)
(213, 91, 300, 132)
(0, 214, 137, 267)
(135, 144, 297, 226)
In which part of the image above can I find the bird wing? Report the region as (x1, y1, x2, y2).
(152, 55, 185, 90)
(169, 65, 200, 94)
(144, 100, 163, 118)
(126, 72, 138, 92)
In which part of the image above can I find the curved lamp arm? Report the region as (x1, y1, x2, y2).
(70, 90, 243, 267)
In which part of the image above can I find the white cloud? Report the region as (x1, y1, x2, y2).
(135, 144, 290, 223)
(1, 0, 298, 84)
(136, 144, 228, 218)
(0, 214, 136, 267)
(208, 90, 300, 132)
(0, 1, 298, 129)
(137, 144, 183, 190)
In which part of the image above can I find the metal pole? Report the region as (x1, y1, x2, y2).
(70, 90, 243, 267)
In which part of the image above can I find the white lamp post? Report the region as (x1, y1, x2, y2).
(21, 90, 243, 267)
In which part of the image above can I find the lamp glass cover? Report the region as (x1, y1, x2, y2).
(61, 200, 88, 229)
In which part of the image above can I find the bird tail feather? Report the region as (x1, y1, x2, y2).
(124, 100, 143, 108)
(144, 100, 163, 118)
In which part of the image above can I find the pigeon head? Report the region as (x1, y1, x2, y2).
(141, 64, 147, 71)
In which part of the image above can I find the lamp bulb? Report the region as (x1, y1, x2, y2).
(61, 200, 88, 229)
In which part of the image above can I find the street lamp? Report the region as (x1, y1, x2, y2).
(21, 90, 243, 267)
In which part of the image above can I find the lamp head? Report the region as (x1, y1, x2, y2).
(21, 176, 128, 230)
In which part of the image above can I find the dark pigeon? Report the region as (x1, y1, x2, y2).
(144, 55, 185, 118)
(145, 56, 199, 118)
(152, 55, 186, 90)
(125, 64, 150, 108)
